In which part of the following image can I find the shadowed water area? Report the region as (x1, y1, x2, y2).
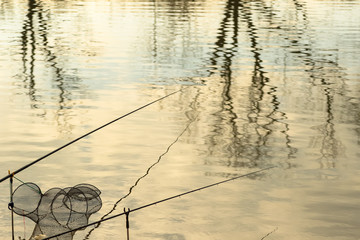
(0, 0, 360, 239)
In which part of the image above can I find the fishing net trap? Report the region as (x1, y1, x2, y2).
(12, 183, 102, 240)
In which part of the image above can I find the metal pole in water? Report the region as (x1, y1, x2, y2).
(8, 170, 14, 240)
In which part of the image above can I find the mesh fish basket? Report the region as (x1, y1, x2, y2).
(12, 183, 102, 240)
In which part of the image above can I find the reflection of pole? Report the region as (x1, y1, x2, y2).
(8, 170, 14, 240)
(152, 0, 158, 59)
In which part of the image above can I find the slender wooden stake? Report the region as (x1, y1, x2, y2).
(124, 208, 130, 240)
(8, 170, 15, 240)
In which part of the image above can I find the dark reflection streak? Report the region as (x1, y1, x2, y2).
(219, 0, 241, 165)
(240, 2, 265, 86)
(206, 0, 293, 169)
(83, 102, 197, 239)
(290, 0, 342, 168)
(206, 0, 266, 166)
(259, 0, 297, 162)
(321, 89, 336, 168)
(21, 0, 38, 108)
(152, 0, 158, 60)
(36, 1, 66, 110)
(220, 0, 239, 134)
(238, 1, 266, 163)
(239, 1, 296, 165)
(20, 0, 71, 130)
(205, 0, 239, 162)
(289, 0, 319, 88)
(239, 3, 269, 163)
(319, 84, 340, 169)
(209, 0, 233, 74)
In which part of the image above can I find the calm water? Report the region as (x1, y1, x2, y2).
(0, 0, 360, 239)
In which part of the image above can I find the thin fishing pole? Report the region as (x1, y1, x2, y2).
(0, 89, 182, 184)
(8, 172, 15, 240)
(42, 165, 276, 240)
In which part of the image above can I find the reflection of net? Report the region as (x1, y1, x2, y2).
(12, 183, 102, 239)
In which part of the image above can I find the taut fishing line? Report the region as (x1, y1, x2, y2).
(0, 89, 182, 184)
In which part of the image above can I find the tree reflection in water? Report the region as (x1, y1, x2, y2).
(19, 0, 94, 134)
(1, 0, 359, 239)
(203, 0, 296, 174)
(284, 0, 346, 170)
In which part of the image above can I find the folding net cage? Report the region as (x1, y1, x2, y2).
(12, 183, 102, 240)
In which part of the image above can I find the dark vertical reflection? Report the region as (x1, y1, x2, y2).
(19, 0, 87, 133)
(288, 0, 345, 169)
(318, 88, 337, 168)
(309, 61, 345, 169)
(152, 0, 158, 60)
(201, 0, 350, 172)
(37, 3, 66, 108)
(209, 0, 238, 75)
(219, 0, 239, 162)
(206, 0, 240, 165)
(21, 0, 38, 108)
(239, 1, 266, 165)
(240, 0, 297, 167)
(205, 0, 296, 172)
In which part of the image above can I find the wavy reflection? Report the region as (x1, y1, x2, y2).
(241, 0, 296, 167)
(152, 0, 158, 60)
(318, 88, 339, 168)
(34, 0, 73, 134)
(19, 0, 89, 134)
(248, 0, 347, 170)
(21, 0, 38, 108)
(287, 0, 345, 169)
(206, 0, 240, 165)
(204, 0, 296, 173)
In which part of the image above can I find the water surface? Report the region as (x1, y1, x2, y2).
(0, 0, 360, 239)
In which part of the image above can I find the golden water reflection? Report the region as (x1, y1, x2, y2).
(0, 0, 359, 239)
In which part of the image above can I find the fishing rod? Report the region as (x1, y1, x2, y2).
(0, 89, 182, 184)
(43, 165, 276, 240)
